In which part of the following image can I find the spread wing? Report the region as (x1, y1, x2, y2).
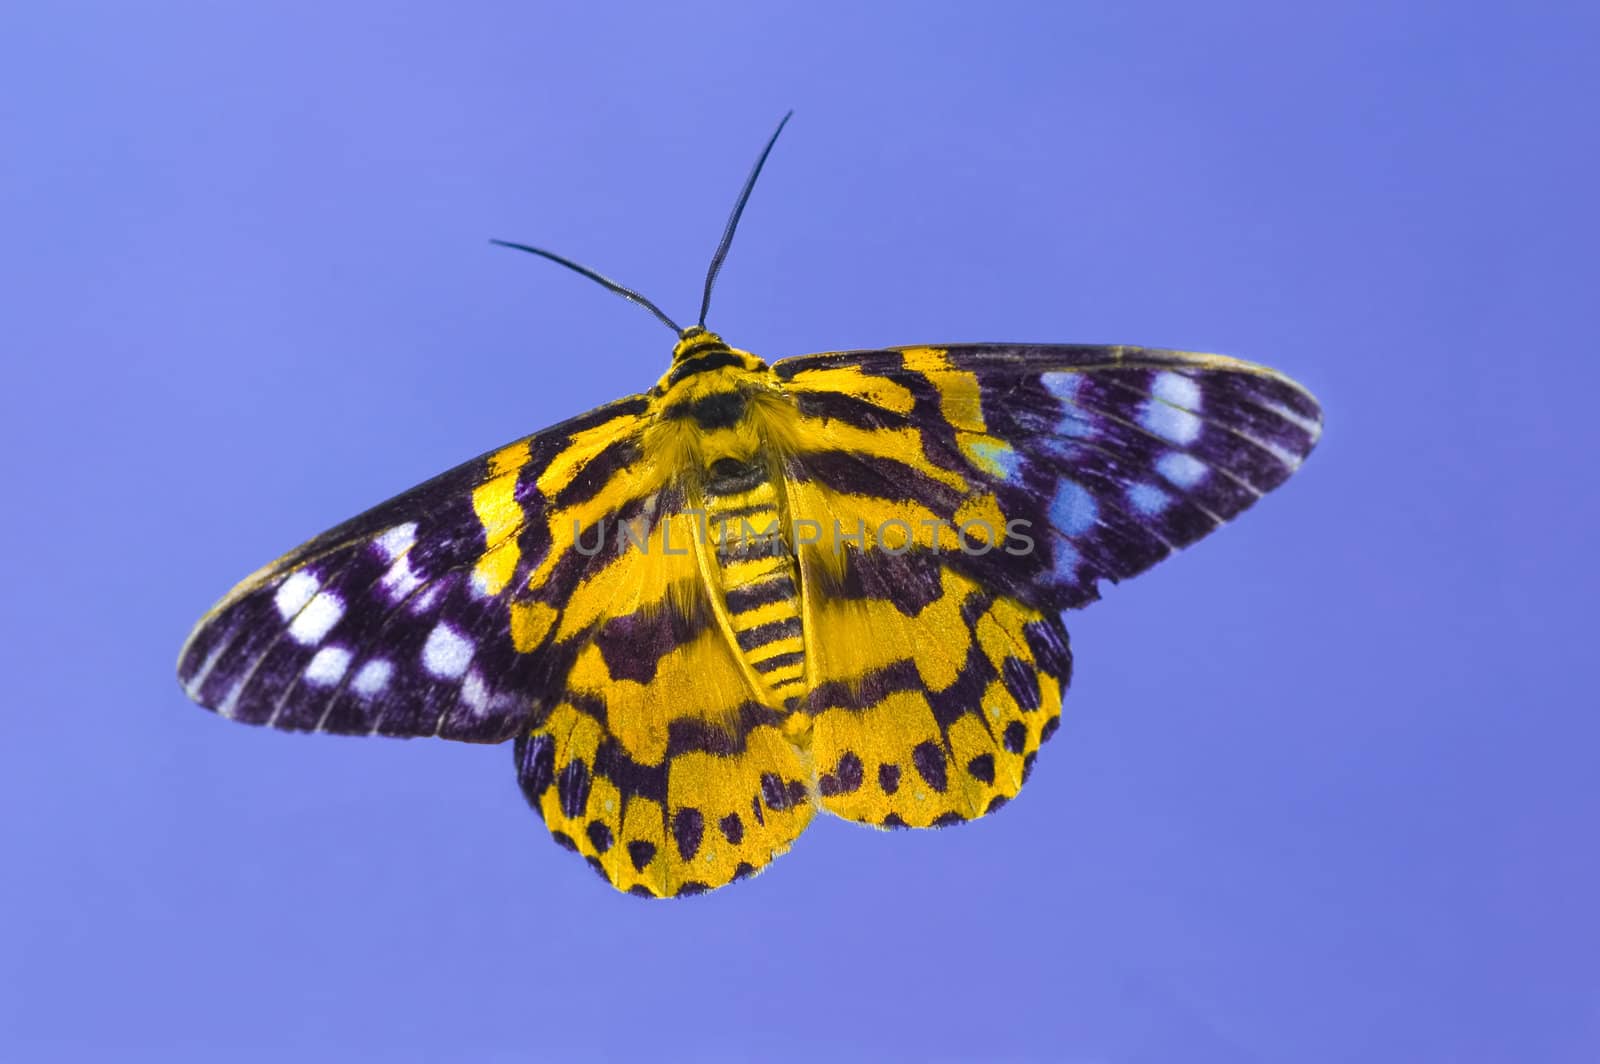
(177, 394, 657, 742)
(178, 391, 815, 897)
(771, 343, 1321, 827)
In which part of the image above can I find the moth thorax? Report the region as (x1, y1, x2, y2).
(703, 453, 769, 497)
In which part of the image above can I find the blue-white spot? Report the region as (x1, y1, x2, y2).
(1141, 371, 1203, 444)
(305, 645, 352, 686)
(274, 570, 320, 620)
(351, 659, 393, 699)
(459, 668, 490, 716)
(1127, 482, 1171, 516)
(1041, 371, 1097, 438)
(1040, 371, 1081, 403)
(1052, 539, 1080, 580)
(1155, 451, 1208, 488)
(1049, 479, 1099, 536)
(288, 590, 344, 645)
(373, 522, 418, 561)
(380, 555, 423, 602)
(1057, 408, 1097, 439)
(968, 439, 1021, 481)
(1153, 370, 1201, 408)
(423, 622, 473, 679)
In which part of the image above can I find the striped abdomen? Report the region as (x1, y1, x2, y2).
(703, 455, 806, 705)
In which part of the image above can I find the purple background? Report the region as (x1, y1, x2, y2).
(4, 3, 1596, 1061)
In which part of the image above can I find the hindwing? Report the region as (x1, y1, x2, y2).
(512, 502, 815, 897)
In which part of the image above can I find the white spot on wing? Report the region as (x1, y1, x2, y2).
(1141, 401, 1201, 445)
(1155, 451, 1209, 488)
(288, 591, 344, 645)
(374, 522, 418, 561)
(470, 569, 495, 598)
(1141, 372, 1203, 445)
(1041, 371, 1097, 438)
(1049, 479, 1098, 536)
(423, 622, 473, 679)
(275, 571, 319, 620)
(1152, 370, 1201, 409)
(1127, 482, 1171, 516)
(352, 659, 393, 698)
(305, 645, 352, 686)
(409, 583, 444, 614)
(1040, 371, 1081, 402)
(1052, 540, 1079, 581)
(460, 669, 489, 716)
(380, 555, 423, 602)
(217, 676, 246, 720)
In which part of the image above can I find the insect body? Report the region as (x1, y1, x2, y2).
(178, 118, 1322, 897)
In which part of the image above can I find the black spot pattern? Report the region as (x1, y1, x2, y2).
(932, 812, 965, 827)
(911, 741, 948, 792)
(966, 753, 996, 785)
(881, 813, 908, 830)
(551, 831, 578, 852)
(1003, 721, 1028, 754)
(585, 820, 613, 854)
(719, 813, 744, 845)
(879, 763, 901, 794)
(819, 751, 864, 796)
(1040, 715, 1061, 743)
(762, 772, 806, 811)
(627, 840, 656, 872)
(672, 808, 704, 861)
(985, 795, 1009, 814)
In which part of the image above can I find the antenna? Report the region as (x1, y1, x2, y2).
(491, 111, 794, 337)
(488, 239, 682, 335)
(697, 111, 794, 328)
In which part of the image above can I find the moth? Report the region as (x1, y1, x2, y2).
(178, 115, 1321, 897)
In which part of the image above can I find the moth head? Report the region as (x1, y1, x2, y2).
(672, 326, 729, 363)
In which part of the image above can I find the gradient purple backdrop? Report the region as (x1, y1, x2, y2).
(4, 3, 1596, 1061)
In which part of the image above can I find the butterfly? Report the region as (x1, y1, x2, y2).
(177, 114, 1321, 898)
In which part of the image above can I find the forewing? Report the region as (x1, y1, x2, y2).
(176, 394, 654, 743)
(774, 343, 1322, 611)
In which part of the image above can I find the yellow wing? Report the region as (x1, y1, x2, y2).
(513, 501, 815, 897)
